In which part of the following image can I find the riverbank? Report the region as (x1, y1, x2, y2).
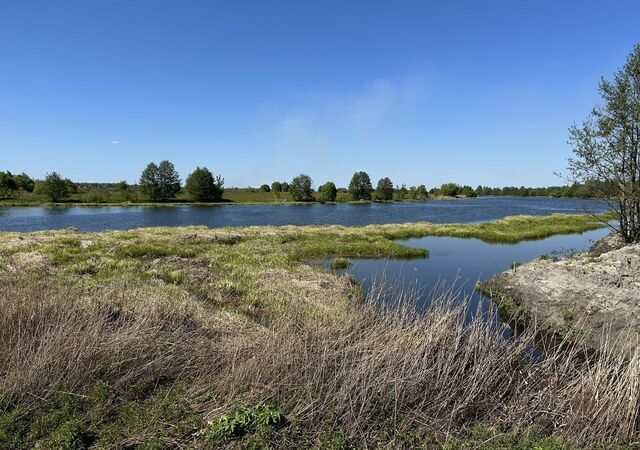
(480, 233, 640, 352)
(1, 214, 637, 448)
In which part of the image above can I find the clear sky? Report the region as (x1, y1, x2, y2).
(1, 1, 639, 188)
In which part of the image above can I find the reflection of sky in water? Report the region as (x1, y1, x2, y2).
(328, 227, 610, 330)
(0, 197, 610, 232)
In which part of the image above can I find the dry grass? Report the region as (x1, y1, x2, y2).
(1, 277, 639, 448)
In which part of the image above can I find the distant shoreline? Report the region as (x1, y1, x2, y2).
(0, 195, 604, 208)
(0, 196, 476, 208)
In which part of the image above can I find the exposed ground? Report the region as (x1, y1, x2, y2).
(2, 214, 639, 449)
(480, 232, 640, 352)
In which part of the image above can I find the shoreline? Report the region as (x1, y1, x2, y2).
(0, 197, 468, 208)
(0, 194, 604, 208)
(479, 232, 640, 353)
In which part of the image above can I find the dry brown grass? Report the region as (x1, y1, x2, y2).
(1, 276, 639, 448)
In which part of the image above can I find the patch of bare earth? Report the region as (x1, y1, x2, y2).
(4, 251, 49, 274)
(484, 233, 640, 351)
(258, 266, 357, 311)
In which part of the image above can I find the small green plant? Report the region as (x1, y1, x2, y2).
(331, 257, 350, 269)
(195, 403, 285, 443)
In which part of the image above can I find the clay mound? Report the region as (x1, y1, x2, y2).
(482, 234, 640, 351)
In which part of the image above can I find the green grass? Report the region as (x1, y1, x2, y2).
(330, 257, 350, 269)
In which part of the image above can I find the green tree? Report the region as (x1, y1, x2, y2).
(317, 181, 337, 202)
(414, 184, 428, 200)
(139, 161, 181, 201)
(271, 181, 282, 193)
(348, 171, 373, 201)
(290, 174, 314, 201)
(259, 184, 271, 192)
(116, 180, 128, 192)
(375, 177, 394, 201)
(185, 167, 224, 202)
(569, 44, 640, 243)
(459, 185, 477, 197)
(157, 160, 181, 200)
(396, 183, 408, 201)
(13, 173, 34, 192)
(0, 172, 17, 195)
(139, 162, 161, 201)
(40, 172, 70, 202)
(439, 182, 460, 197)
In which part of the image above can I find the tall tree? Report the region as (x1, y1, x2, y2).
(568, 44, 640, 243)
(157, 160, 181, 200)
(139, 162, 161, 201)
(375, 177, 394, 201)
(13, 173, 34, 192)
(290, 174, 314, 201)
(0, 172, 17, 195)
(348, 171, 373, 201)
(40, 172, 69, 202)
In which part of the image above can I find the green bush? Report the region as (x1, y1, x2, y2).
(185, 166, 224, 202)
(317, 181, 337, 202)
(289, 174, 314, 201)
(439, 182, 461, 197)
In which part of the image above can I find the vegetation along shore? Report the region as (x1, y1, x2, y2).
(0, 162, 610, 207)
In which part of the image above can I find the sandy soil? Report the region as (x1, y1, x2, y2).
(482, 233, 640, 351)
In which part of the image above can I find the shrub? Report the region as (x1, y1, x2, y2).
(439, 182, 461, 197)
(459, 185, 477, 198)
(317, 181, 337, 202)
(396, 184, 408, 201)
(185, 167, 224, 202)
(289, 174, 313, 201)
(348, 171, 373, 201)
(414, 184, 428, 200)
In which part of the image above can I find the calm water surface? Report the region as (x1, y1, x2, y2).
(329, 226, 610, 331)
(0, 197, 608, 232)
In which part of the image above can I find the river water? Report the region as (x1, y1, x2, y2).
(0, 197, 608, 232)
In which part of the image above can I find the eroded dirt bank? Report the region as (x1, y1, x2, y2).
(480, 233, 640, 350)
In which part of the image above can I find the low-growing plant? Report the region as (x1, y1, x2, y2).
(330, 257, 350, 269)
(195, 404, 285, 443)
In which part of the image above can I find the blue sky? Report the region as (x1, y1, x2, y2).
(1, 1, 639, 188)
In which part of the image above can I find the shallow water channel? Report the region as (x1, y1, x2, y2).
(327, 227, 611, 333)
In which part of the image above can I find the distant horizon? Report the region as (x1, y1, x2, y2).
(2, 1, 639, 187)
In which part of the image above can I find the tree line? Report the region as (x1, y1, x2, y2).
(0, 164, 612, 203)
